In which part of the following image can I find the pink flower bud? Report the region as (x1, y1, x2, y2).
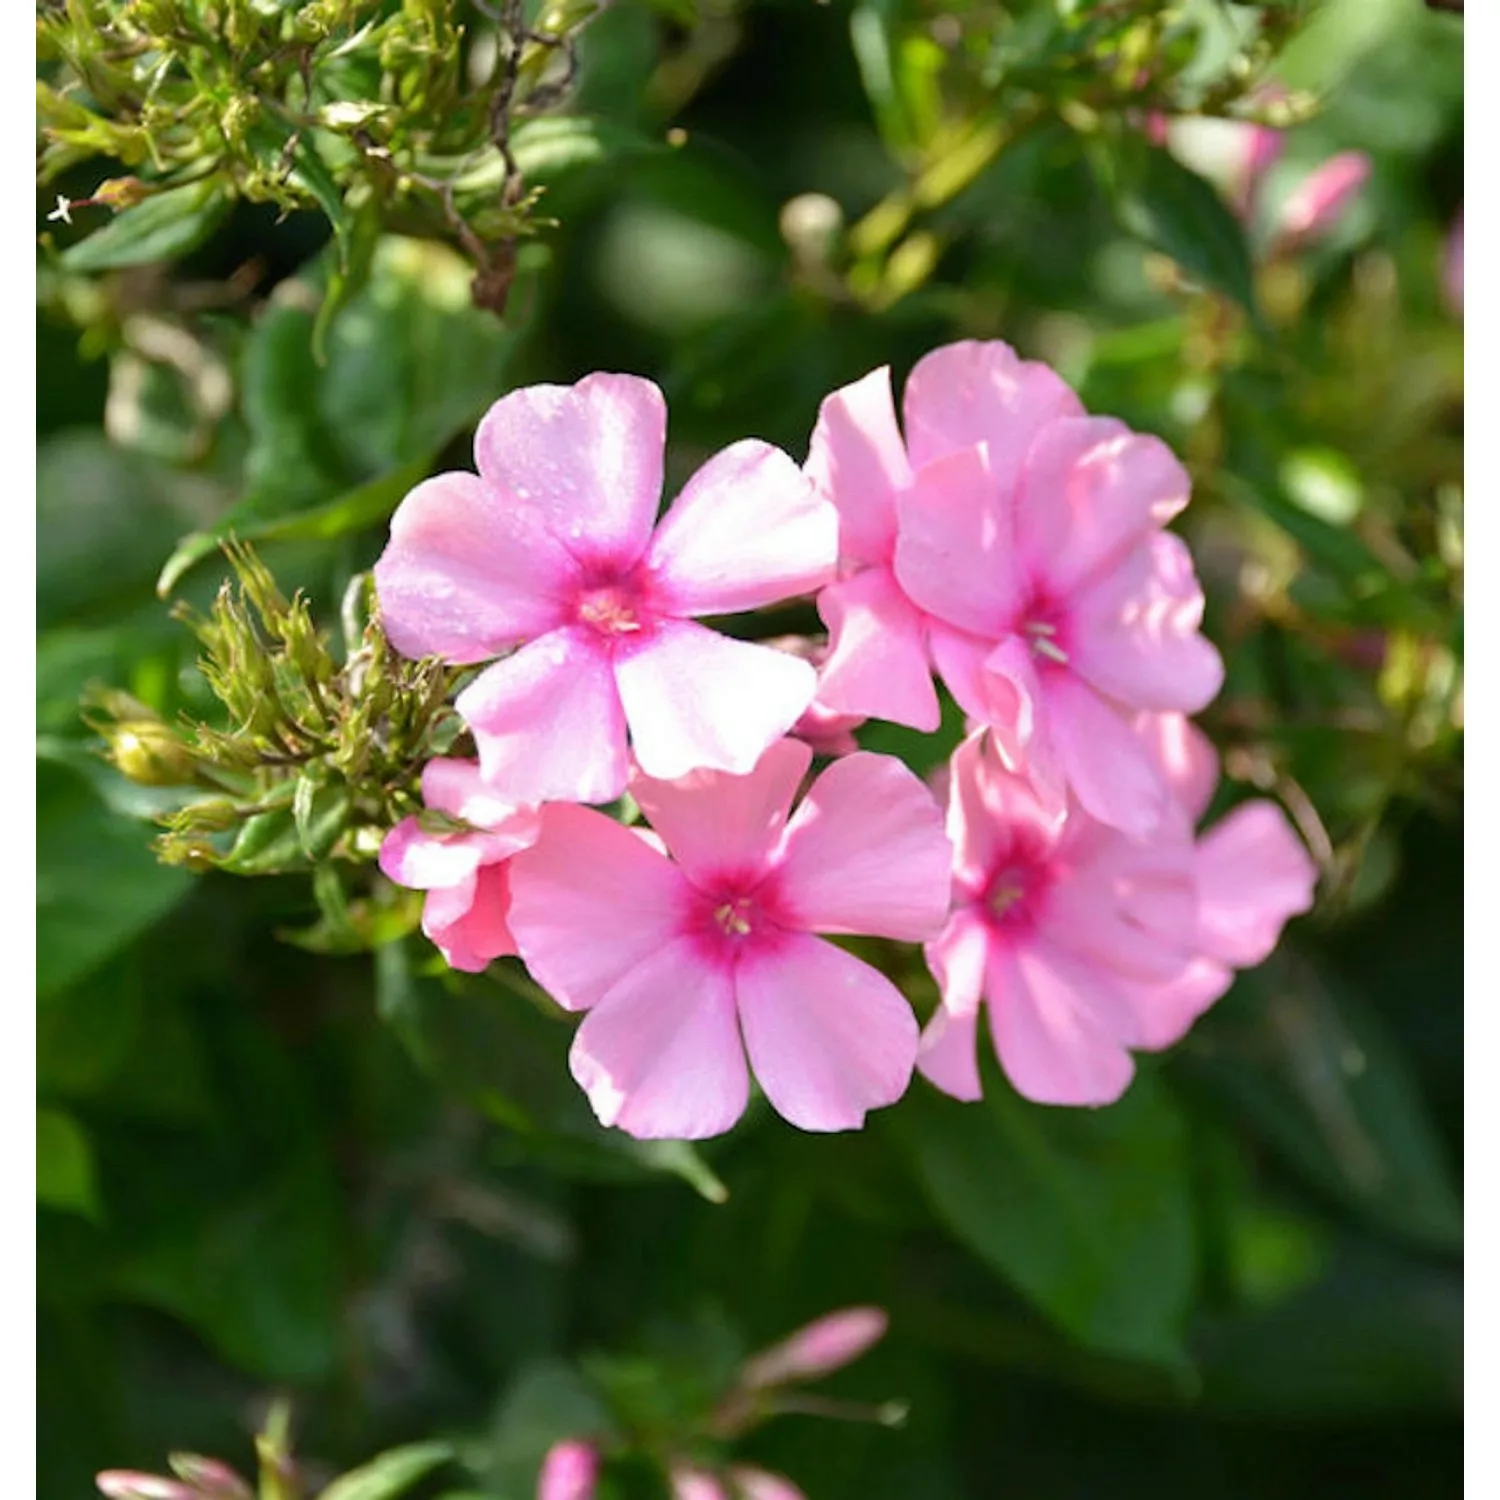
(167, 1455, 253, 1500)
(1274, 151, 1371, 249)
(740, 1306, 889, 1390)
(671, 1468, 732, 1500)
(1445, 208, 1463, 315)
(728, 1466, 809, 1500)
(95, 1475, 197, 1500)
(537, 1439, 600, 1500)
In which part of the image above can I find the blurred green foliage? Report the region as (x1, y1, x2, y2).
(38, 1, 1460, 1497)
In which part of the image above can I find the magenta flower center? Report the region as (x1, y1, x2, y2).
(686, 874, 791, 965)
(980, 860, 1046, 933)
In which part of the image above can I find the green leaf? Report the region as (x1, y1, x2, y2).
(508, 116, 663, 186)
(37, 761, 192, 999)
(158, 237, 527, 593)
(37, 1108, 100, 1220)
(1183, 956, 1462, 1255)
(60, 178, 233, 272)
(319, 1443, 455, 1500)
(1093, 135, 1258, 319)
(890, 1069, 1197, 1365)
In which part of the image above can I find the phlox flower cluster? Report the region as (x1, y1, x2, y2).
(374, 345, 1316, 1140)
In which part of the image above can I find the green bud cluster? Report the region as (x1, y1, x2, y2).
(38, 0, 600, 311)
(89, 542, 459, 948)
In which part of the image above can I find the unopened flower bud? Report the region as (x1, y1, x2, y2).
(168, 1455, 253, 1500)
(780, 193, 843, 269)
(107, 721, 198, 786)
(93, 176, 151, 211)
(1273, 151, 1371, 251)
(96, 1473, 197, 1500)
(537, 1438, 599, 1500)
(740, 1307, 888, 1390)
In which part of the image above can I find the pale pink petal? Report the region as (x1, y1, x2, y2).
(893, 445, 1024, 637)
(379, 816, 481, 890)
(737, 935, 918, 1131)
(901, 341, 1082, 496)
(916, 1004, 982, 1102)
(926, 622, 997, 723)
(805, 366, 913, 566)
(420, 759, 544, 857)
(456, 629, 629, 805)
(1135, 712, 1219, 824)
(507, 806, 691, 1010)
(570, 938, 748, 1139)
(917, 910, 992, 1100)
(815, 567, 940, 731)
(1195, 801, 1317, 966)
(473, 373, 665, 565)
(1116, 957, 1234, 1051)
(615, 621, 816, 781)
(986, 941, 1136, 1107)
(1275, 151, 1370, 248)
(1045, 671, 1169, 838)
(1069, 533, 1223, 713)
(537, 1439, 599, 1500)
(728, 1469, 808, 1500)
(1017, 418, 1192, 595)
(671, 1469, 731, 1500)
(649, 440, 837, 616)
(424, 862, 518, 972)
(374, 472, 577, 663)
(776, 753, 951, 941)
(631, 739, 811, 885)
(741, 1307, 888, 1388)
(943, 732, 1063, 893)
(96, 1475, 198, 1500)
(973, 635, 1043, 773)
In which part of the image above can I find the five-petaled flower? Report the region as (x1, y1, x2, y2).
(375, 372, 838, 806)
(506, 739, 952, 1139)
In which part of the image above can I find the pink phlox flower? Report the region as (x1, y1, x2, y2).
(884, 341, 1222, 837)
(506, 739, 953, 1139)
(378, 758, 541, 972)
(537, 1439, 600, 1500)
(375, 373, 838, 806)
(740, 1306, 888, 1390)
(1272, 150, 1371, 252)
(919, 721, 1316, 1106)
(804, 345, 1082, 737)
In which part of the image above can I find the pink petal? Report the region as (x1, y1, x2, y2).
(1116, 957, 1234, 1052)
(1045, 671, 1169, 838)
(1017, 418, 1192, 596)
(1069, 533, 1224, 713)
(473, 373, 666, 566)
(917, 910, 993, 1100)
(615, 620, 816, 781)
(804, 366, 912, 566)
(570, 937, 748, 1139)
(374, 472, 577, 663)
(900, 341, 1082, 496)
(379, 816, 482, 890)
(815, 567, 940, 731)
(776, 753, 952, 942)
(737, 935, 918, 1131)
(650, 440, 838, 616)
(926, 622, 998, 723)
(1275, 151, 1370, 248)
(943, 732, 1063, 894)
(986, 941, 1136, 1107)
(1195, 801, 1317, 967)
(507, 805, 691, 1010)
(456, 629, 630, 806)
(1135, 712, 1219, 823)
(741, 1306, 888, 1388)
(727, 1469, 807, 1500)
(537, 1440, 600, 1500)
(916, 1003, 982, 1102)
(631, 739, 812, 886)
(973, 635, 1044, 774)
(424, 862, 519, 972)
(420, 758, 544, 859)
(671, 1470, 731, 1500)
(893, 446, 1024, 638)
